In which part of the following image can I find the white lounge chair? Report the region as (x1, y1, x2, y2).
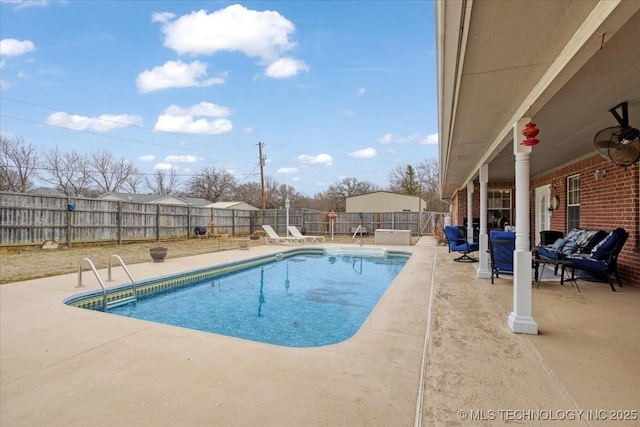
(287, 226, 325, 244)
(261, 225, 304, 245)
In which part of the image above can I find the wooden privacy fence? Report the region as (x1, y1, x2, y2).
(256, 210, 447, 237)
(0, 192, 448, 247)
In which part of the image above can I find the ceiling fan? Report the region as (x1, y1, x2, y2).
(593, 102, 640, 168)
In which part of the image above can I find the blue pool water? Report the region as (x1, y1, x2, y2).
(109, 253, 408, 347)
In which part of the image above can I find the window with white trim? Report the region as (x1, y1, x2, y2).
(487, 189, 512, 229)
(567, 174, 580, 230)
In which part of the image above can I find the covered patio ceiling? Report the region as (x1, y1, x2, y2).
(437, 0, 640, 199)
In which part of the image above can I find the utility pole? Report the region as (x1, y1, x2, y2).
(258, 141, 266, 209)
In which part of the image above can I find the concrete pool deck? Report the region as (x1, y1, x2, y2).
(1, 237, 639, 426)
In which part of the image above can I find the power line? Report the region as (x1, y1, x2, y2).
(1, 96, 269, 186)
(1, 163, 262, 179)
(0, 95, 230, 141)
(0, 113, 252, 159)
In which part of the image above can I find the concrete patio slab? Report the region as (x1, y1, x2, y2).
(1, 237, 638, 426)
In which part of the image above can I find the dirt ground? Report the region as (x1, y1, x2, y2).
(0, 235, 383, 284)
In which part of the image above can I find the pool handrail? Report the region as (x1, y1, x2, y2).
(107, 254, 137, 301)
(77, 256, 137, 312)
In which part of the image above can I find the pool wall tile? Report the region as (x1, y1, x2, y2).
(65, 248, 410, 311)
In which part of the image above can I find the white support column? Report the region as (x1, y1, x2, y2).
(508, 118, 538, 334)
(477, 164, 491, 278)
(466, 182, 474, 244)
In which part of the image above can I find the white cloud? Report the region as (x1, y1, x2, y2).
(138, 155, 156, 162)
(299, 153, 332, 166)
(154, 163, 175, 171)
(277, 167, 298, 174)
(378, 133, 393, 144)
(357, 87, 366, 96)
(341, 109, 356, 117)
(151, 12, 175, 23)
(156, 4, 307, 79)
(165, 102, 230, 118)
(45, 112, 143, 131)
(243, 127, 253, 134)
(2, 0, 55, 9)
(348, 147, 377, 159)
(0, 38, 36, 56)
(421, 133, 439, 145)
(164, 154, 198, 163)
(264, 57, 309, 79)
(159, 4, 296, 61)
(153, 102, 233, 135)
(136, 60, 226, 93)
(154, 115, 232, 135)
(378, 132, 432, 144)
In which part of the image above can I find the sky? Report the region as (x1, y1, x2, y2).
(0, 0, 438, 197)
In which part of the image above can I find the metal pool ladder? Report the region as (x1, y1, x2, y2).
(77, 255, 137, 312)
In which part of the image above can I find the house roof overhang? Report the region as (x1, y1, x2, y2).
(437, 0, 640, 199)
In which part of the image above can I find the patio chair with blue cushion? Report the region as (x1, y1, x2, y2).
(489, 230, 516, 283)
(444, 226, 479, 262)
(562, 228, 629, 291)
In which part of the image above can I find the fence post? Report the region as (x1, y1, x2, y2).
(232, 209, 236, 236)
(117, 200, 123, 245)
(187, 205, 191, 240)
(66, 198, 72, 248)
(156, 204, 160, 241)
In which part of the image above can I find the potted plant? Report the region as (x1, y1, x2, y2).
(149, 247, 168, 262)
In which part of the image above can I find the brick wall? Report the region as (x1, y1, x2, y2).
(451, 180, 515, 224)
(448, 155, 639, 287)
(532, 155, 639, 287)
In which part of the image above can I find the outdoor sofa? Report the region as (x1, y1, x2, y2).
(537, 227, 608, 261)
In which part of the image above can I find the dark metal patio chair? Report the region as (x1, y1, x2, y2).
(444, 225, 479, 262)
(488, 230, 516, 284)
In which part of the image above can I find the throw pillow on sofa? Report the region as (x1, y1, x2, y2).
(551, 238, 568, 251)
(590, 228, 624, 261)
(574, 230, 598, 247)
(562, 241, 577, 255)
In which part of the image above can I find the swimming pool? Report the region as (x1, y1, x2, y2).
(66, 248, 410, 347)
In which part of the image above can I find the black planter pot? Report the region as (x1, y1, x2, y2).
(149, 247, 168, 262)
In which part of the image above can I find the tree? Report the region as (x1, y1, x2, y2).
(388, 159, 449, 211)
(401, 165, 420, 195)
(186, 167, 237, 202)
(262, 176, 282, 209)
(39, 147, 92, 196)
(305, 190, 336, 212)
(0, 136, 40, 192)
(122, 172, 147, 194)
(88, 150, 138, 193)
(233, 182, 262, 207)
(145, 169, 181, 194)
(416, 159, 449, 211)
(325, 177, 381, 211)
(274, 184, 304, 208)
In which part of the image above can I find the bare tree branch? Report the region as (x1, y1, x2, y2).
(145, 169, 181, 195)
(0, 136, 40, 192)
(186, 167, 237, 202)
(39, 147, 93, 196)
(88, 150, 137, 193)
(326, 177, 381, 211)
